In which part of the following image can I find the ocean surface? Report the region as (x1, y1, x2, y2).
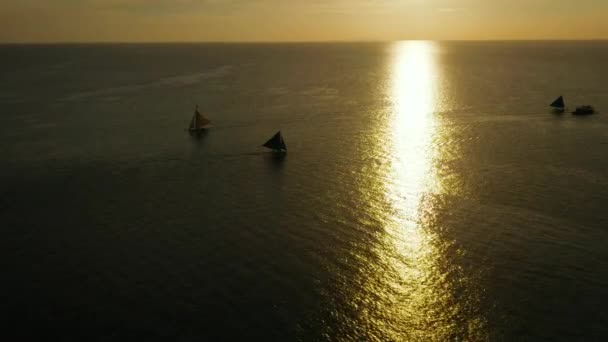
(2, 41, 608, 341)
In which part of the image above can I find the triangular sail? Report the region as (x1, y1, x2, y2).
(263, 131, 287, 151)
(189, 107, 210, 130)
(195, 112, 210, 129)
(550, 96, 565, 109)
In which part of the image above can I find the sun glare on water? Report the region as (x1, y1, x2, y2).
(389, 40, 440, 237)
(351, 41, 486, 340)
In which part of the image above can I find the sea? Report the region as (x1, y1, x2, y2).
(1, 41, 608, 341)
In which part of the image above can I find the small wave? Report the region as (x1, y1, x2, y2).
(300, 86, 339, 99)
(267, 87, 290, 95)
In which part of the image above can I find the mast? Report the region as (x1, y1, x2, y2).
(193, 105, 199, 128)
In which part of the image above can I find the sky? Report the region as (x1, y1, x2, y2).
(1, 0, 607, 42)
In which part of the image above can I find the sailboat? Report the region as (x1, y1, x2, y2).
(188, 105, 211, 133)
(550, 96, 565, 113)
(263, 131, 287, 152)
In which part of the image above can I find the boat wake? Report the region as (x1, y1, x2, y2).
(63, 66, 232, 101)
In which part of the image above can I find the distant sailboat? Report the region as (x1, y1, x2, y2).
(188, 105, 211, 132)
(550, 96, 565, 112)
(263, 131, 287, 152)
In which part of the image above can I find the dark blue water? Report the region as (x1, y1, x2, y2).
(2, 42, 608, 340)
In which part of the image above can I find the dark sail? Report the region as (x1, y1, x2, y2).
(550, 96, 565, 109)
(263, 131, 287, 151)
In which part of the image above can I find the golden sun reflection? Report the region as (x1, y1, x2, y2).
(347, 41, 486, 341)
(359, 41, 489, 341)
(374, 41, 454, 340)
(388, 41, 440, 256)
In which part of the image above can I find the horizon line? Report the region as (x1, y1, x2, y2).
(1, 38, 608, 45)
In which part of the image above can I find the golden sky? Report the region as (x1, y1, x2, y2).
(1, 0, 607, 42)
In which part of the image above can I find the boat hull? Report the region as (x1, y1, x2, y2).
(572, 109, 596, 115)
(571, 104, 596, 115)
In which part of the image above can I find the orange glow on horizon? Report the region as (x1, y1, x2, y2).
(1, 1, 607, 42)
